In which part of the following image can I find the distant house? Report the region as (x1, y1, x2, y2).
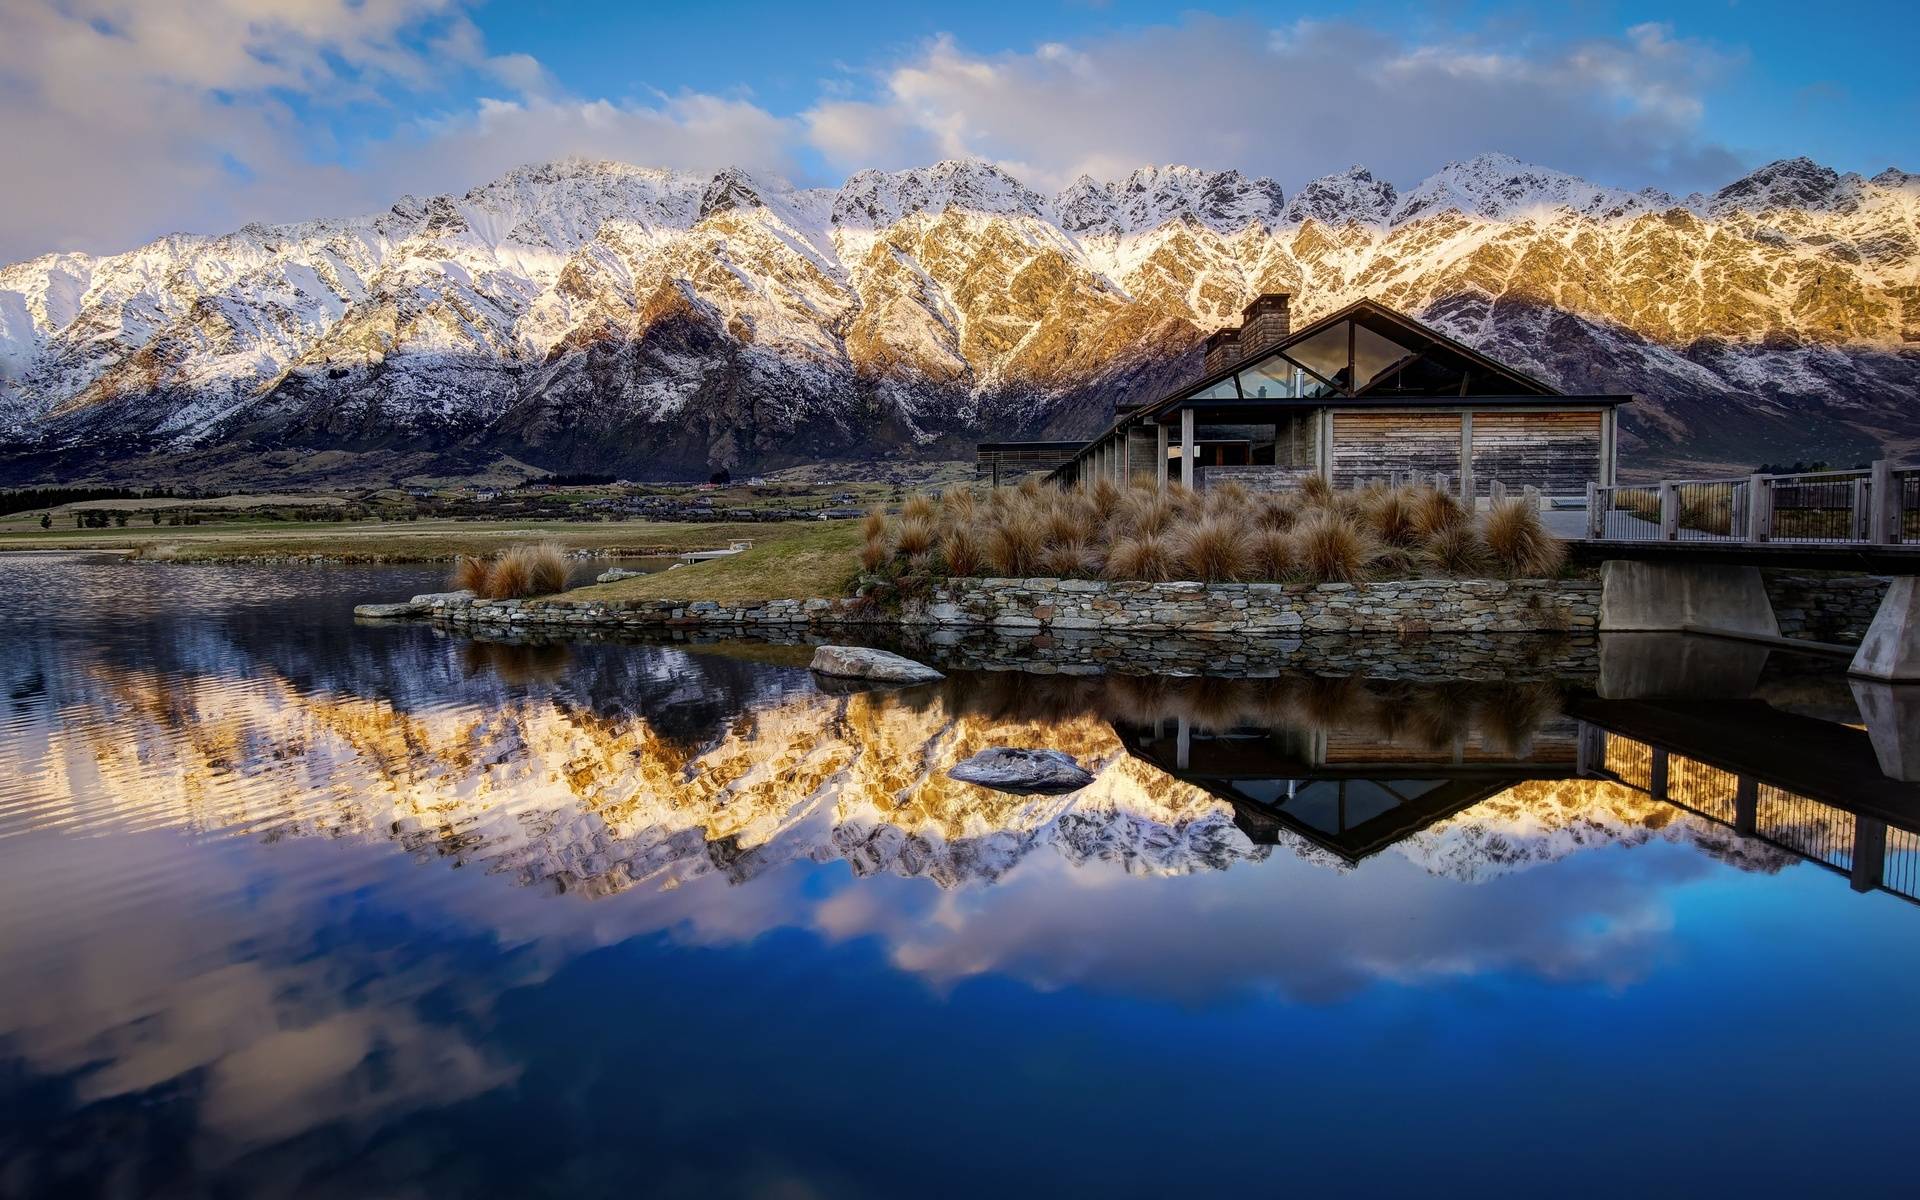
(988, 293, 1630, 497)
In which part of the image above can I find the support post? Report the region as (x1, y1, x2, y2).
(1179, 408, 1195, 490)
(1120, 431, 1132, 486)
(1734, 776, 1757, 836)
(1659, 480, 1680, 541)
(1745, 474, 1771, 542)
(1852, 477, 1870, 542)
(1586, 482, 1604, 539)
(1851, 817, 1887, 893)
(1156, 425, 1169, 492)
(1458, 412, 1475, 503)
(1868, 460, 1896, 544)
(1649, 747, 1670, 799)
(1489, 478, 1506, 504)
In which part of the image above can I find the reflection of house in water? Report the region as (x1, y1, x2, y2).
(1113, 716, 1580, 864)
(1113, 689, 1920, 903)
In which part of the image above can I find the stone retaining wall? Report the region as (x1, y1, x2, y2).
(1761, 572, 1891, 645)
(422, 576, 1598, 636)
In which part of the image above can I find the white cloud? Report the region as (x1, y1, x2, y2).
(802, 17, 1745, 195)
(0, 5, 1750, 263)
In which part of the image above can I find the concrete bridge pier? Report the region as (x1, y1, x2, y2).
(1850, 577, 1920, 682)
(1599, 562, 1780, 638)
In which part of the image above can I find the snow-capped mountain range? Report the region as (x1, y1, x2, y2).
(1, 152, 1914, 483)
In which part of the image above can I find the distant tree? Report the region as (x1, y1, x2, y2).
(39, 513, 50, 529)
(709, 468, 732, 485)
(151, 511, 162, 525)
(112, 511, 128, 527)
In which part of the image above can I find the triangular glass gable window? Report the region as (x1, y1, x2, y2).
(1236, 354, 1298, 400)
(1282, 321, 1352, 393)
(1186, 377, 1240, 401)
(1353, 323, 1418, 391)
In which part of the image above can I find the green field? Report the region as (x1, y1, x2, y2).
(557, 521, 863, 604)
(0, 515, 819, 563)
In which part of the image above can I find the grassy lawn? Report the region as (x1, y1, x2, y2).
(556, 521, 862, 604)
(0, 518, 813, 562)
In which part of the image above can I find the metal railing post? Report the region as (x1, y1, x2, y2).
(1851, 477, 1870, 541)
(1586, 482, 1602, 539)
(1659, 480, 1680, 540)
(1744, 474, 1770, 542)
(1868, 460, 1895, 544)
(1851, 817, 1887, 893)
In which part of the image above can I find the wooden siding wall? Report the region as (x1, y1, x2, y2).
(1469, 412, 1601, 496)
(1331, 413, 1462, 488)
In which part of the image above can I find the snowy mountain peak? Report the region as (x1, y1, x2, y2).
(1393, 153, 1660, 224)
(1285, 166, 1397, 226)
(831, 159, 1049, 228)
(1055, 165, 1283, 237)
(1711, 157, 1861, 215)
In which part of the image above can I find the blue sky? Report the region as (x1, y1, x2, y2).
(3, 0, 1914, 260)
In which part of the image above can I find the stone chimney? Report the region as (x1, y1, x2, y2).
(1238, 293, 1292, 360)
(1202, 327, 1241, 376)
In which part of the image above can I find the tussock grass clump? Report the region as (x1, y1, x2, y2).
(985, 511, 1045, 577)
(450, 541, 572, 599)
(1294, 511, 1371, 583)
(1104, 534, 1174, 582)
(1247, 528, 1297, 582)
(854, 477, 1568, 594)
(1169, 517, 1250, 582)
(453, 554, 491, 594)
(1423, 523, 1491, 577)
(1483, 498, 1567, 578)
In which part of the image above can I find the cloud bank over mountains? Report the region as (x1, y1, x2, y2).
(2, 1, 1766, 261)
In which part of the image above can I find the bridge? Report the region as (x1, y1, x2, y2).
(1563, 460, 1920, 682)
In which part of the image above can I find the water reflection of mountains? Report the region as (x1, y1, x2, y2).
(2, 628, 1799, 895)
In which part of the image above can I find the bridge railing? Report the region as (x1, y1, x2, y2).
(1585, 460, 1916, 545)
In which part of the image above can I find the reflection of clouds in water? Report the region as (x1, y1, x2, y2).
(0, 832, 518, 1166)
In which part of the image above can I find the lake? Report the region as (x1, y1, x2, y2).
(1, 553, 1917, 1197)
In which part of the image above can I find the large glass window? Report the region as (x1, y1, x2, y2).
(1282, 321, 1353, 392)
(1186, 377, 1239, 401)
(1353, 323, 1417, 391)
(1236, 354, 1297, 400)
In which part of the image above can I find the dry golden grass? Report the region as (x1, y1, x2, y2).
(1294, 511, 1371, 582)
(1105, 534, 1173, 582)
(452, 555, 491, 594)
(1483, 498, 1567, 577)
(858, 478, 1568, 589)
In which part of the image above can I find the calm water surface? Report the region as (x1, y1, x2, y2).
(1, 553, 1917, 1198)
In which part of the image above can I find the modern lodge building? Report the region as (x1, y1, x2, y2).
(982, 294, 1631, 498)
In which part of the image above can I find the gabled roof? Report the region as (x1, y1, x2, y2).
(1131, 297, 1561, 429)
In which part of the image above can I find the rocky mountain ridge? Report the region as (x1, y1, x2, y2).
(1, 152, 1914, 483)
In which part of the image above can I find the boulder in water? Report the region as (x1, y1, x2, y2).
(948, 748, 1094, 795)
(808, 645, 944, 684)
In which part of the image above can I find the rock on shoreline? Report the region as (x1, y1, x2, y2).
(808, 645, 944, 684)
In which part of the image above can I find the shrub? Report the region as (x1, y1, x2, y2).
(487, 542, 570, 598)
(901, 492, 937, 523)
(1104, 534, 1173, 582)
(940, 485, 977, 527)
(940, 523, 983, 576)
(1299, 475, 1333, 506)
(1411, 486, 1469, 539)
(1043, 501, 1094, 548)
(1040, 539, 1100, 578)
(453, 555, 491, 594)
(1168, 516, 1249, 582)
(1482, 499, 1566, 577)
(985, 511, 1045, 576)
(1247, 528, 1297, 582)
(1365, 487, 1421, 547)
(860, 506, 888, 542)
(859, 535, 890, 572)
(894, 516, 935, 557)
(1253, 493, 1299, 531)
(1294, 511, 1370, 582)
(1423, 523, 1491, 576)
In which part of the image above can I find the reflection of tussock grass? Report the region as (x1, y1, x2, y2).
(461, 639, 572, 685)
